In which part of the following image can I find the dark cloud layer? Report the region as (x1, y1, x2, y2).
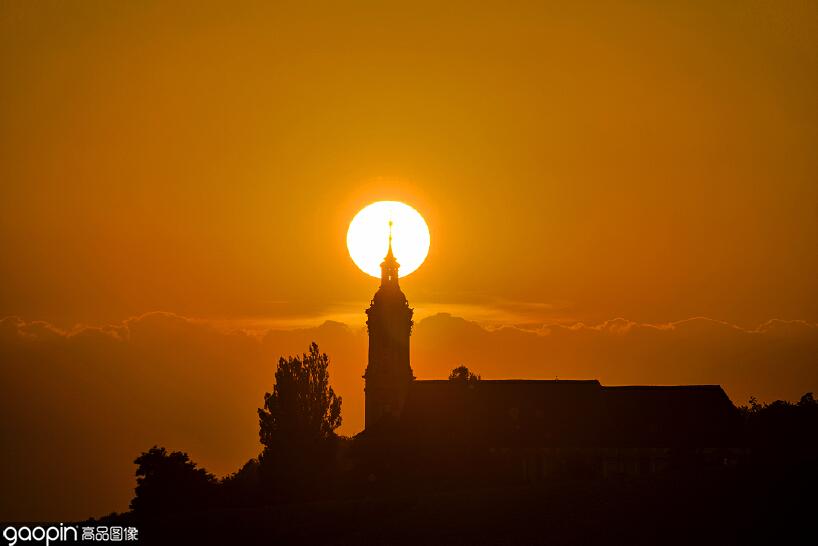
(1, 312, 816, 521)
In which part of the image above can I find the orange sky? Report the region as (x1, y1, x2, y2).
(2, 1, 817, 328)
(1, 1, 817, 521)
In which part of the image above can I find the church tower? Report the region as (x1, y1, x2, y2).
(364, 222, 414, 429)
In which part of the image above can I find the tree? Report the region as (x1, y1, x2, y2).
(220, 458, 262, 507)
(257, 342, 342, 498)
(130, 446, 217, 516)
(738, 393, 818, 449)
(449, 365, 481, 383)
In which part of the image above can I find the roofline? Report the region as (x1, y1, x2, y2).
(602, 385, 725, 391)
(413, 379, 601, 385)
(409, 380, 726, 392)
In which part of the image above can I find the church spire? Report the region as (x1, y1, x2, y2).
(380, 220, 399, 286)
(365, 218, 414, 429)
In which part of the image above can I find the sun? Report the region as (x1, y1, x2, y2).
(347, 201, 430, 278)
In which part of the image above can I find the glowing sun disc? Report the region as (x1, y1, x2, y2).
(347, 201, 430, 278)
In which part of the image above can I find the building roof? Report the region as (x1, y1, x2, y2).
(398, 379, 740, 448)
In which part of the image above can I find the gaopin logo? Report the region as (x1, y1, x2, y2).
(2, 524, 137, 545)
(2, 524, 77, 546)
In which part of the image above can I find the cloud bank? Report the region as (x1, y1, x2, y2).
(1, 312, 816, 520)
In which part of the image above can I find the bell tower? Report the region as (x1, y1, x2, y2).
(364, 221, 414, 429)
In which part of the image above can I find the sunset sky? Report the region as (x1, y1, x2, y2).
(1, 1, 817, 521)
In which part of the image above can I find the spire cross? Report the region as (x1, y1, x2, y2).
(380, 219, 399, 284)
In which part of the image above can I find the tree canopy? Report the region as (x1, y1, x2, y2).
(449, 365, 481, 383)
(257, 342, 342, 497)
(130, 446, 217, 515)
(258, 342, 342, 447)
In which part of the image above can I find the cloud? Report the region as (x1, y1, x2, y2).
(1, 312, 816, 521)
(411, 315, 818, 405)
(0, 312, 366, 521)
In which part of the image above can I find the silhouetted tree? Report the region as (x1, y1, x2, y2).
(798, 392, 816, 407)
(257, 342, 342, 499)
(737, 396, 764, 418)
(449, 365, 481, 382)
(130, 446, 217, 516)
(220, 458, 262, 507)
(738, 392, 818, 449)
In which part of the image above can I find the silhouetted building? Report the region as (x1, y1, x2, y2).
(362, 243, 741, 478)
(363, 223, 414, 429)
(398, 379, 740, 479)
